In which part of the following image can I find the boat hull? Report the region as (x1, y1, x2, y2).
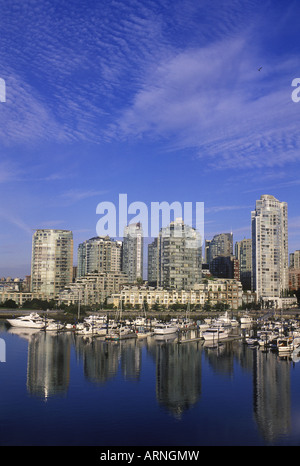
(202, 329, 229, 341)
(153, 326, 178, 335)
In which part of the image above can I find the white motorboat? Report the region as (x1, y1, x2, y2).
(257, 331, 277, 347)
(240, 314, 254, 324)
(136, 330, 153, 339)
(202, 327, 230, 341)
(230, 318, 239, 327)
(6, 313, 45, 329)
(197, 323, 210, 337)
(277, 337, 294, 354)
(132, 317, 148, 327)
(84, 315, 107, 326)
(76, 323, 100, 335)
(45, 320, 65, 331)
(153, 323, 178, 335)
(213, 312, 233, 328)
(105, 326, 137, 341)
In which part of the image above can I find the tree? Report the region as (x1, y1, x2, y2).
(2, 299, 17, 308)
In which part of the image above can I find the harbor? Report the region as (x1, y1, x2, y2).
(3, 308, 300, 355)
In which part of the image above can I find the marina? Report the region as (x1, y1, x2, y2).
(1, 310, 300, 446)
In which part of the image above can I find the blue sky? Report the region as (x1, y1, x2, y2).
(0, 0, 300, 277)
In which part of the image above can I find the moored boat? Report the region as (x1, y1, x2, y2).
(153, 323, 178, 335)
(105, 326, 137, 341)
(240, 314, 254, 324)
(6, 313, 45, 329)
(202, 327, 230, 341)
(276, 336, 294, 354)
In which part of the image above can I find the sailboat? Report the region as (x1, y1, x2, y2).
(105, 299, 137, 341)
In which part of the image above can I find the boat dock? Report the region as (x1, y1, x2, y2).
(177, 328, 243, 344)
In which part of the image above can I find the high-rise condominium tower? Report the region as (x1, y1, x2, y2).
(289, 250, 300, 269)
(77, 236, 122, 277)
(251, 195, 288, 299)
(31, 229, 73, 298)
(235, 238, 252, 290)
(148, 237, 158, 285)
(207, 233, 233, 265)
(157, 218, 202, 290)
(122, 223, 143, 283)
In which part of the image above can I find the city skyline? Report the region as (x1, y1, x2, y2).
(1, 0, 300, 277)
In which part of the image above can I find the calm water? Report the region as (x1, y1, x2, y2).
(1, 320, 300, 446)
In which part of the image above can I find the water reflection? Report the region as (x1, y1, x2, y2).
(4, 326, 299, 444)
(149, 339, 202, 418)
(253, 347, 291, 443)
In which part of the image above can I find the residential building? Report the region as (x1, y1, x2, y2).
(210, 255, 240, 280)
(289, 269, 300, 291)
(122, 223, 143, 283)
(157, 218, 202, 290)
(148, 237, 158, 285)
(77, 236, 122, 277)
(235, 238, 252, 290)
(290, 250, 300, 269)
(251, 195, 288, 299)
(58, 271, 128, 306)
(31, 229, 73, 298)
(110, 278, 243, 310)
(207, 233, 233, 266)
(0, 291, 49, 307)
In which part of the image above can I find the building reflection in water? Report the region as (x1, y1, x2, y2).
(15, 327, 296, 443)
(74, 337, 142, 384)
(26, 332, 71, 399)
(74, 336, 120, 384)
(253, 349, 291, 443)
(205, 340, 293, 444)
(148, 338, 202, 419)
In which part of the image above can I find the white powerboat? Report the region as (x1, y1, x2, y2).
(277, 337, 294, 354)
(240, 314, 254, 324)
(213, 312, 233, 328)
(6, 313, 45, 329)
(202, 327, 230, 341)
(45, 320, 65, 331)
(153, 323, 178, 335)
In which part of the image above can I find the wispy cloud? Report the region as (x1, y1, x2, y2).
(0, 0, 273, 151)
(111, 34, 300, 170)
(205, 205, 252, 214)
(60, 189, 108, 205)
(0, 208, 32, 236)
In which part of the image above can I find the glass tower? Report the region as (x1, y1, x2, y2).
(31, 229, 73, 298)
(251, 195, 288, 298)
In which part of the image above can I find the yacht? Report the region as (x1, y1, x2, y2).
(202, 327, 230, 341)
(45, 320, 65, 331)
(132, 317, 148, 327)
(84, 315, 107, 326)
(153, 323, 178, 335)
(276, 337, 295, 354)
(240, 314, 254, 324)
(6, 313, 45, 329)
(213, 312, 233, 328)
(197, 323, 211, 337)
